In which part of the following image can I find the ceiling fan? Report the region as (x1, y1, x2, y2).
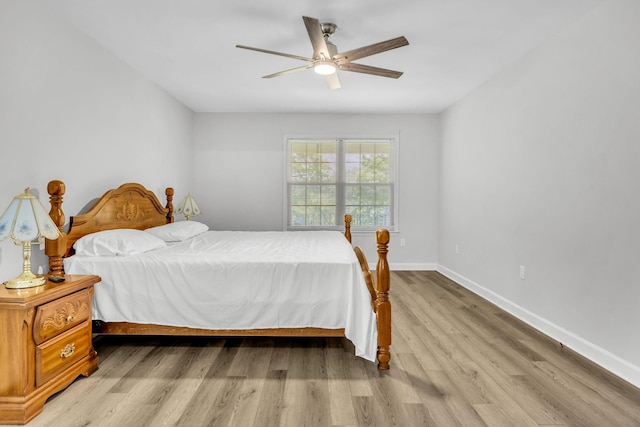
(236, 16, 409, 90)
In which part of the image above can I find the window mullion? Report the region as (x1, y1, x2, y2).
(336, 139, 346, 225)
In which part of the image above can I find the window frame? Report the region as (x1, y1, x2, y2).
(283, 135, 399, 232)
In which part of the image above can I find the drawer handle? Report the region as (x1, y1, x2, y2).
(60, 343, 75, 359)
(66, 314, 74, 323)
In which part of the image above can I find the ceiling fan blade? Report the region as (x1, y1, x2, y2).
(324, 72, 341, 90)
(263, 64, 313, 79)
(236, 45, 313, 63)
(302, 16, 330, 59)
(333, 36, 409, 64)
(339, 63, 404, 79)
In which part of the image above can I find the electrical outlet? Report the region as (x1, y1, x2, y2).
(400, 238, 406, 247)
(519, 265, 526, 280)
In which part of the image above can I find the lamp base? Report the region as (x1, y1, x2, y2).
(4, 271, 46, 289)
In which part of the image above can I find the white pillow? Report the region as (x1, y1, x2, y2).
(74, 229, 167, 256)
(144, 221, 209, 242)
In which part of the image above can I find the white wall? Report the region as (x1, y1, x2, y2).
(193, 113, 439, 268)
(0, 0, 194, 279)
(439, 0, 640, 386)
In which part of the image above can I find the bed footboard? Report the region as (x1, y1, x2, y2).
(346, 215, 392, 370)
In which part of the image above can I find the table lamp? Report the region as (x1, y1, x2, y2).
(0, 188, 60, 288)
(176, 193, 201, 221)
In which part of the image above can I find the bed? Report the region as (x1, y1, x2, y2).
(44, 180, 391, 369)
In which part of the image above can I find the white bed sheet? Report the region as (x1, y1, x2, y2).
(64, 230, 377, 361)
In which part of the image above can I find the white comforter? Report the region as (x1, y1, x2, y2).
(64, 230, 377, 361)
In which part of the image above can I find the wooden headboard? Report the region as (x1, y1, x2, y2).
(45, 180, 174, 274)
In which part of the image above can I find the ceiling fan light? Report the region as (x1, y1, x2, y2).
(314, 61, 336, 75)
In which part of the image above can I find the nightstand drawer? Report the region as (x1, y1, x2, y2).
(35, 322, 92, 387)
(33, 288, 92, 344)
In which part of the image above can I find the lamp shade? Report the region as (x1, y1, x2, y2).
(0, 188, 59, 243)
(0, 188, 60, 289)
(176, 193, 201, 221)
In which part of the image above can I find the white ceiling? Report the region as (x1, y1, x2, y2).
(39, 0, 603, 114)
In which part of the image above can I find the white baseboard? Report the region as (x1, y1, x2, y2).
(437, 264, 640, 389)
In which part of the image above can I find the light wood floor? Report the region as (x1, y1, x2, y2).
(18, 271, 640, 426)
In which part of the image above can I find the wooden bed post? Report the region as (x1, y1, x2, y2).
(45, 180, 67, 275)
(165, 187, 174, 223)
(344, 214, 352, 243)
(375, 229, 391, 370)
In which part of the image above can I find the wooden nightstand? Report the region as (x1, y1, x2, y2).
(0, 274, 100, 424)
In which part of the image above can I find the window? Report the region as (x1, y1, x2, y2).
(286, 137, 396, 231)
